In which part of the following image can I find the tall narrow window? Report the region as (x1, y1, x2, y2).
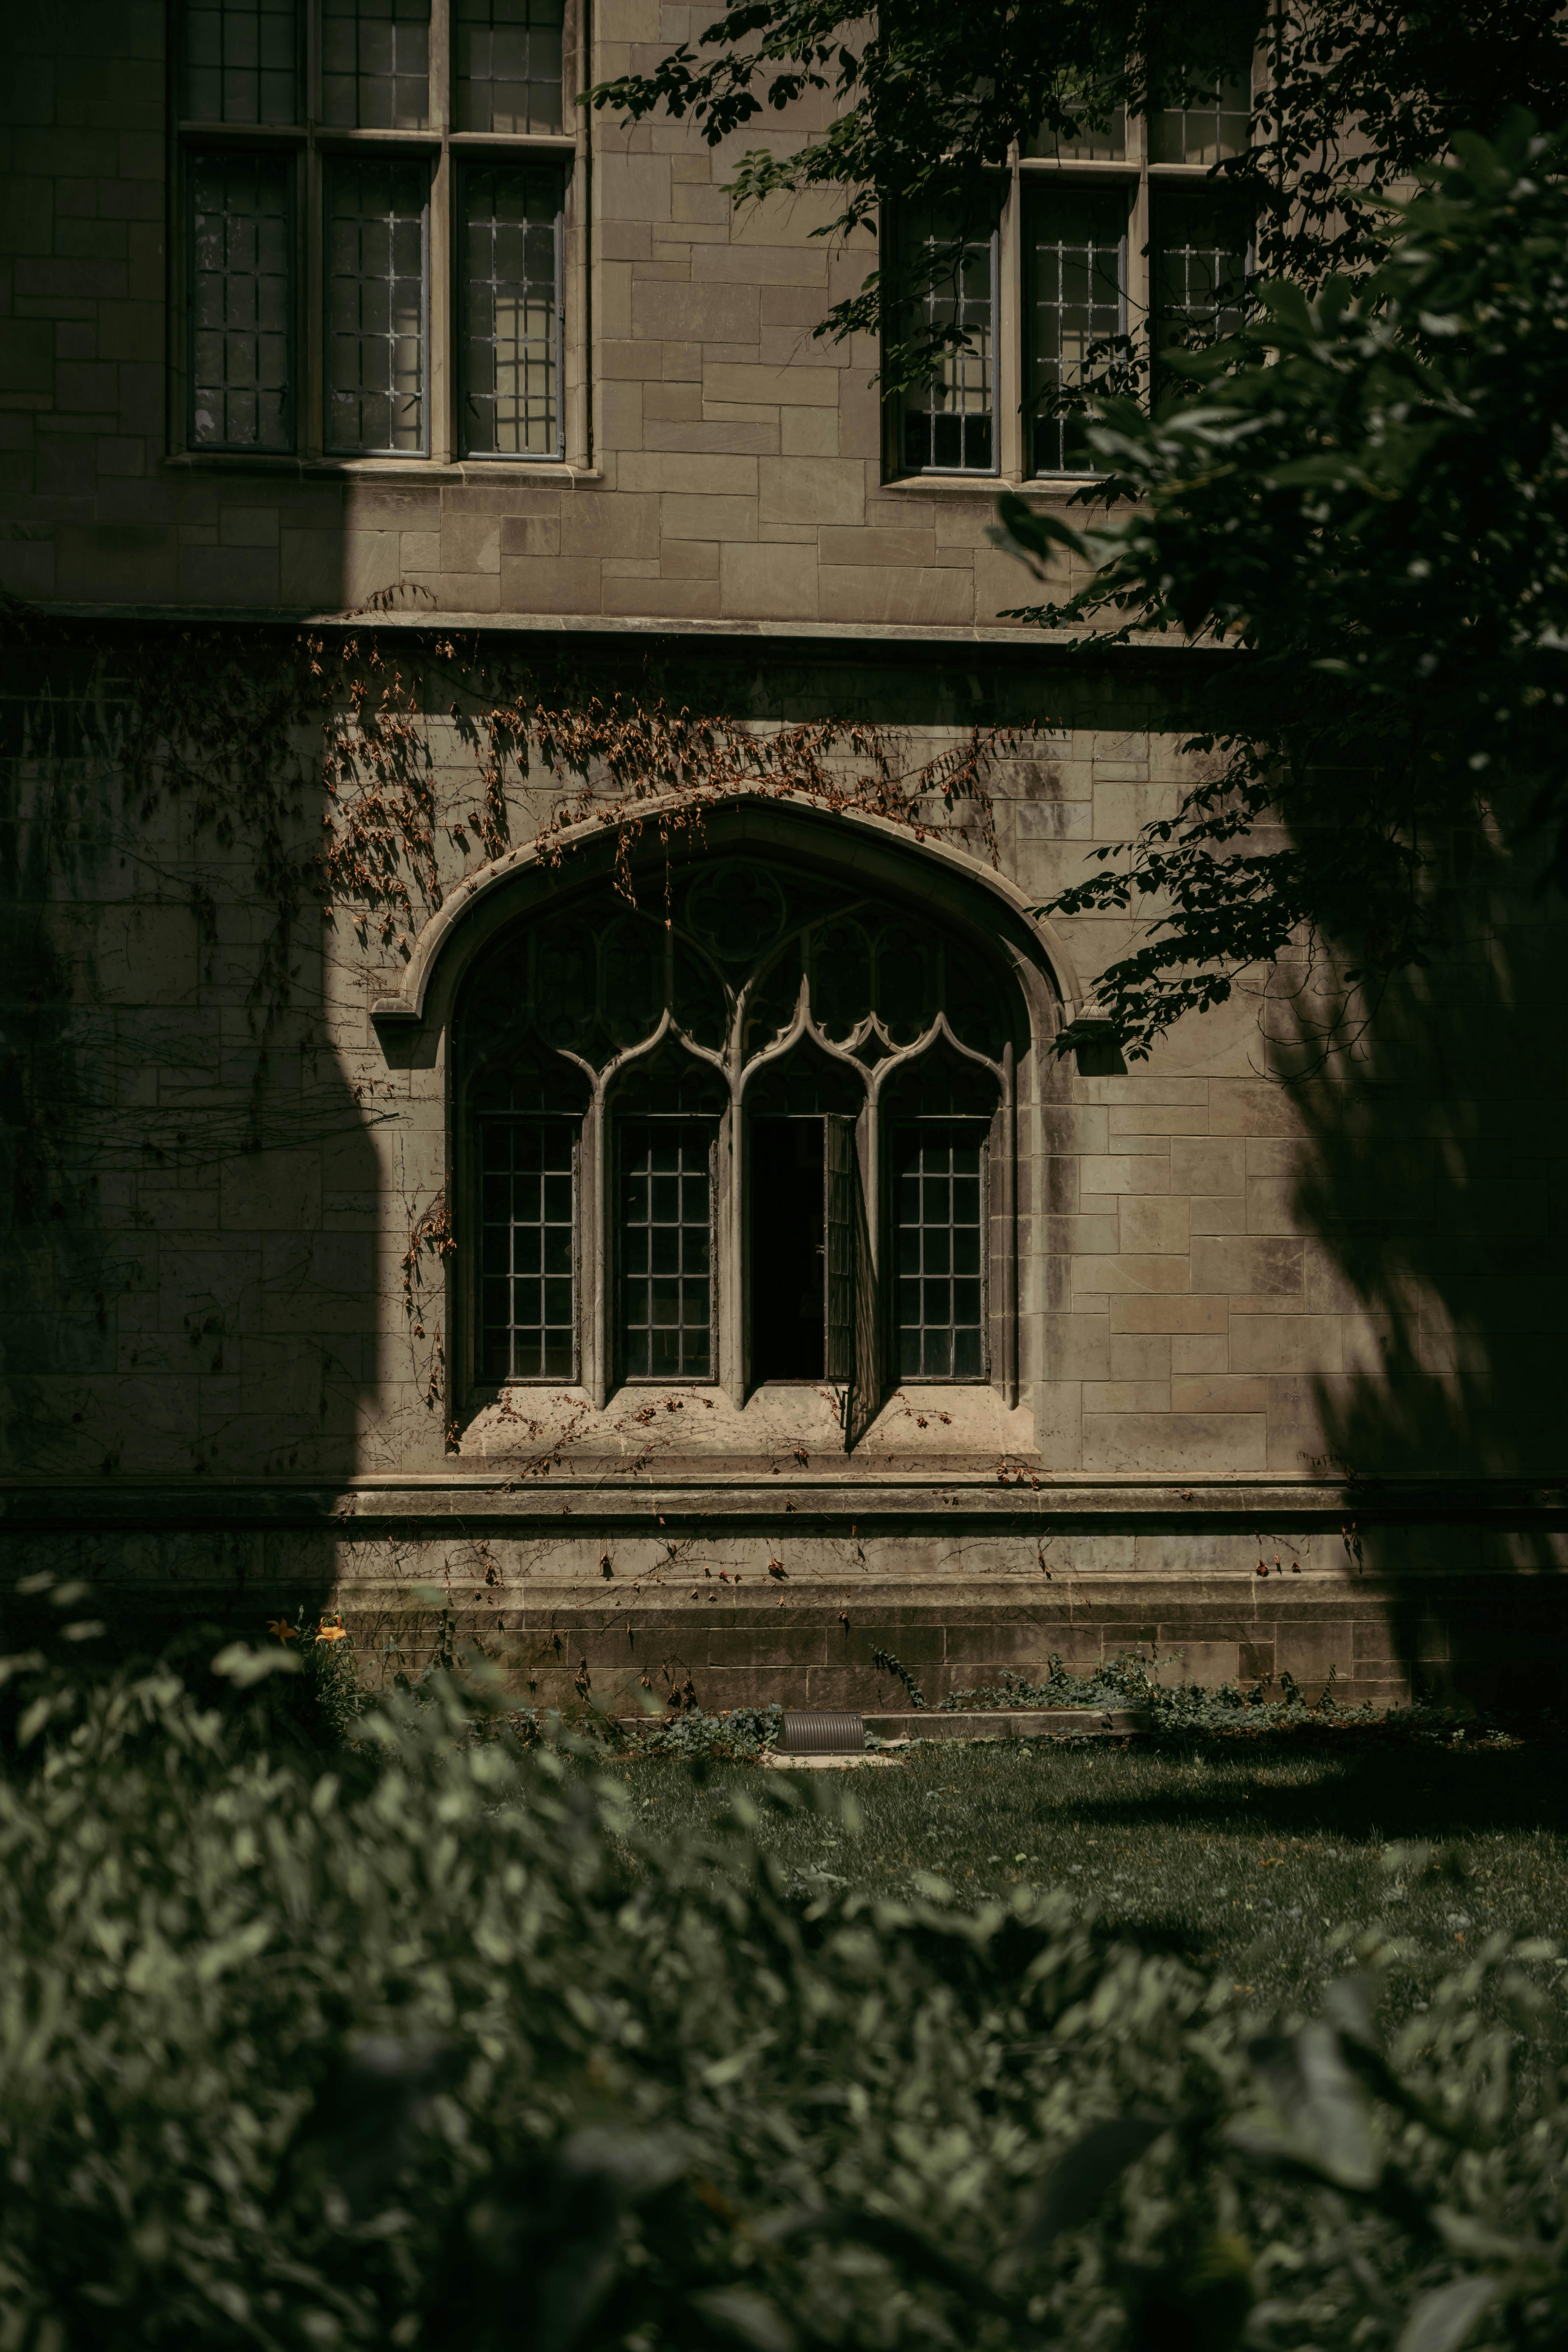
(1150, 67, 1251, 166)
(185, 0, 297, 121)
(326, 159, 427, 453)
(621, 1123, 713, 1381)
(1153, 188, 1251, 385)
(190, 153, 293, 449)
(322, 0, 430, 128)
(480, 1120, 577, 1380)
(1026, 184, 1125, 476)
(894, 1127, 986, 1380)
(455, 0, 565, 133)
(461, 165, 563, 458)
(899, 205, 997, 475)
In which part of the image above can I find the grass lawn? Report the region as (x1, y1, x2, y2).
(619, 1731, 1568, 2033)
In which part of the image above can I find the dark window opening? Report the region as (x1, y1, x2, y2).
(751, 1118, 826, 1381)
(894, 1124, 986, 1380)
(480, 1117, 576, 1381)
(621, 1120, 713, 1381)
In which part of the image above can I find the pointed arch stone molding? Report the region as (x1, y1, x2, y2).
(368, 791, 1084, 1044)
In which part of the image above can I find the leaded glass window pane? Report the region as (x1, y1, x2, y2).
(185, 0, 297, 122)
(326, 159, 426, 453)
(191, 152, 292, 450)
(1150, 68, 1251, 166)
(1023, 85, 1125, 161)
(1027, 184, 1125, 476)
(480, 1120, 576, 1381)
(455, 0, 565, 134)
(322, 0, 429, 128)
(621, 1121, 712, 1381)
(1154, 188, 1251, 387)
(900, 205, 996, 476)
(462, 165, 563, 459)
(894, 1127, 986, 1381)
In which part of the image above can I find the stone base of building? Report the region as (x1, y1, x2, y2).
(6, 1473, 1567, 1719)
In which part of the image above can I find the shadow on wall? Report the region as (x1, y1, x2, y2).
(0, 632, 381, 1654)
(1288, 826, 1568, 1712)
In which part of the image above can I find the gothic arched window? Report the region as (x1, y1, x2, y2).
(456, 855, 1025, 1443)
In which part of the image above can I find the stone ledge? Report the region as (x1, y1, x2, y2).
(3, 1475, 1566, 1531)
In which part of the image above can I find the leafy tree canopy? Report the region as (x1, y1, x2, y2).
(592, 7, 1568, 1060)
(589, 3, 1568, 383)
(1002, 115, 1568, 1056)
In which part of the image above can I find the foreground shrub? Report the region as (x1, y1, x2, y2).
(0, 1633, 1563, 2352)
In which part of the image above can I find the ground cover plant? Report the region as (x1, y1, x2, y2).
(2, 1594, 1567, 2352)
(622, 1732, 1568, 2033)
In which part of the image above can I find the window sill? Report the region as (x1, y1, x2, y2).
(161, 453, 600, 484)
(882, 474, 1104, 499)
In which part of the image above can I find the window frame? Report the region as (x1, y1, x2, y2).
(452, 864, 1033, 1434)
(186, 142, 299, 453)
(168, 0, 581, 467)
(456, 153, 567, 463)
(885, 49, 1260, 488)
(889, 195, 1003, 481)
(886, 1116, 993, 1387)
(476, 1106, 582, 1384)
(613, 1112, 720, 1389)
(322, 149, 432, 456)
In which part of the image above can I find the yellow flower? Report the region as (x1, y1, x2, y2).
(268, 1619, 297, 1645)
(315, 1614, 348, 1644)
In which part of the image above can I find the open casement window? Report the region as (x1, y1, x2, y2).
(457, 858, 1024, 1440)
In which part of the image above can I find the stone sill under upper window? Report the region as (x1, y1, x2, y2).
(162, 454, 601, 485)
(882, 474, 1105, 500)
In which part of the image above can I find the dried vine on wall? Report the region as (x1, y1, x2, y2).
(0, 592, 1029, 1479)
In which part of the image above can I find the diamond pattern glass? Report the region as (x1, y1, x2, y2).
(191, 152, 292, 449)
(184, 0, 297, 123)
(322, 0, 429, 128)
(480, 1120, 576, 1381)
(1027, 184, 1124, 475)
(326, 159, 426, 453)
(462, 165, 562, 458)
(894, 1129, 985, 1380)
(621, 1122, 712, 1381)
(455, 0, 564, 133)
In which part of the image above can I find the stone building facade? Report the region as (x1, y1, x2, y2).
(2, 0, 1566, 1713)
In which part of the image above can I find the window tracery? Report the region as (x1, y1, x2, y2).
(457, 856, 1027, 1434)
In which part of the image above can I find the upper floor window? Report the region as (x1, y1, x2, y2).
(457, 858, 1025, 1443)
(175, 0, 572, 462)
(890, 57, 1256, 481)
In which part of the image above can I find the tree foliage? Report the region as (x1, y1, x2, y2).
(1002, 116, 1568, 1055)
(1, 1606, 1566, 2351)
(591, 7, 1568, 1057)
(588, 3, 1568, 387)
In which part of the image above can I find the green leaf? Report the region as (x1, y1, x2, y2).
(1032, 2116, 1169, 2238)
(211, 1641, 302, 1685)
(1394, 2276, 1505, 2352)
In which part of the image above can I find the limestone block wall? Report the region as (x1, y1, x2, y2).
(4, 2, 1567, 1706)
(1, 0, 1078, 629)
